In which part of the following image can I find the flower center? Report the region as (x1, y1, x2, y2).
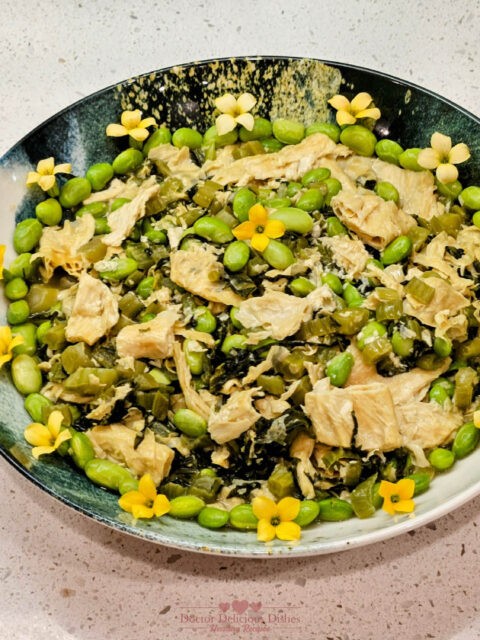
(256, 225, 265, 234)
(270, 516, 281, 526)
(391, 493, 400, 504)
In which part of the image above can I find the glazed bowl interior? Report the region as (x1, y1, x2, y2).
(1, 56, 479, 557)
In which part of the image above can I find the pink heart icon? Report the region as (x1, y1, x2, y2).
(219, 602, 230, 612)
(250, 602, 262, 612)
(232, 600, 249, 614)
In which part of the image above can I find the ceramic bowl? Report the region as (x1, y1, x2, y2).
(1, 56, 479, 557)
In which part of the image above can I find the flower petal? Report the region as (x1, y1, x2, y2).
(355, 107, 381, 121)
(276, 521, 302, 541)
(47, 410, 64, 438)
(396, 478, 416, 500)
(31, 445, 56, 459)
(336, 110, 357, 126)
(214, 94, 237, 114)
(138, 473, 157, 501)
(37, 175, 56, 191)
(328, 95, 350, 111)
(37, 157, 55, 175)
(248, 203, 268, 226)
(0, 354, 12, 368)
(121, 110, 142, 129)
(473, 409, 480, 429)
(0, 244, 5, 279)
(436, 163, 458, 184)
(251, 233, 270, 252)
(53, 428, 72, 450)
(351, 92, 374, 113)
(131, 504, 155, 519)
(277, 497, 301, 522)
(417, 148, 441, 170)
(378, 480, 395, 499)
(235, 113, 255, 131)
(24, 423, 52, 447)
(237, 93, 256, 113)
(215, 113, 236, 136)
(9, 334, 24, 351)
(252, 495, 278, 521)
(394, 498, 415, 513)
(153, 494, 170, 517)
(233, 220, 256, 240)
(381, 497, 396, 516)
(257, 519, 276, 542)
(26, 171, 40, 186)
(431, 132, 452, 157)
(139, 117, 156, 129)
(53, 163, 72, 175)
(129, 127, 150, 142)
(106, 123, 129, 137)
(449, 143, 470, 165)
(265, 219, 286, 239)
(119, 491, 147, 513)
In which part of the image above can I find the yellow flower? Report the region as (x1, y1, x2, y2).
(233, 203, 285, 252)
(118, 473, 170, 519)
(473, 410, 480, 429)
(0, 326, 23, 369)
(24, 410, 71, 459)
(328, 92, 381, 126)
(26, 157, 72, 192)
(417, 132, 470, 184)
(378, 478, 415, 516)
(106, 109, 156, 142)
(214, 93, 256, 136)
(0, 244, 5, 280)
(252, 495, 301, 542)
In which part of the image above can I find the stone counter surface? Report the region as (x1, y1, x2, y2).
(1, 2, 479, 638)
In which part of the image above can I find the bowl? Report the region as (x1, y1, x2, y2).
(1, 56, 479, 557)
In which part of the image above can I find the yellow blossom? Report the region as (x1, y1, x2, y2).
(378, 478, 415, 516)
(24, 410, 71, 459)
(0, 245, 5, 280)
(214, 93, 256, 136)
(0, 326, 23, 369)
(252, 495, 301, 542)
(328, 92, 381, 126)
(26, 157, 72, 192)
(417, 132, 470, 184)
(106, 109, 156, 142)
(118, 473, 170, 519)
(473, 410, 480, 429)
(233, 203, 285, 252)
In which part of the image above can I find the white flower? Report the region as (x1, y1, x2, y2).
(417, 132, 470, 184)
(214, 93, 256, 136)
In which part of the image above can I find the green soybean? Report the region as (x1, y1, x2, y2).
(183, 339, 204, 375)
(7, 253, 35, 280)
(221, 334, 247, 355)
(322, 272, 343, 295)
(272, 118, 305, 145)
(194, 307, 217, 333)
(112, 149, 143, 175)
(429, 385, 450, 405)
(305, 121, 340, 143)
(172, 127, 203, 150)
(428, 448, 455, 471)
(11, 323, 37, 356)
(326, 352, 354, 387)
(143, 126, 172, 154)
(324, 178, 342, 204)
(203, 125, 238, 148)
(433, 337, 452, 357)
(289, 277, 315, 297)
(405, 472, 431, 496)
(70, 431, 95, 469)
(35, 198, 62, 226)
(269, 207, 314, 233)
(262, 239, 295, 270)
(232, 187, 257, 222)
(7, 300, 30, 325)
(340, 125, 377, 157)
(261, 137, 284, 153)
(375, 181, 400, 204)
(230, 307, 243, 329)
(452, 422, 480, 459)
(76, 201, 108, 218)
(472, 211, 480, 228)
(287, 181, 303, 197)
(357, 321, 387, 350)
(13, 218, 43, 254)
(239, 117, 272, 141)
(36, 321, 52, 345)
(169, 495, 205, 519)
(436, 178, 463, 200)
(343, 283, 364, 308)
(173, 408, 208, 437)
(86, 163, 114, 191)
(197, 506, 230, 529)
(193, 216, 233, 243)
(85, 458, 136, 493)
(381, 235, 412, 265)
(223, 240, 250, 272)
(398, 148, 423, 171)
(374, 139, 404, 165)
(326, 216, 348, 236)
(265, 197, 291, 209)
(11, 354, 42, 395)
(5, 277, 28, 301)
(293, 500, 320, 527)
(318, 498, 354, 521)
(296, 188, 324, 212)
(59, 177, 92, 208)
(301, 167, 331, 186)
(24, 393, 52, 423)
(97, 257, 138, 281)
(229, 503, 258, 530)
(110, 197, 131, 212)
(136, 276, 155, 299)
(459, 186, 480, 210)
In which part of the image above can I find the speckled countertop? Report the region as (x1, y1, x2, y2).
(1, 2, 480, 639)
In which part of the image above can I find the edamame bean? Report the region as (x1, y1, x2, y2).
(391, 331, 414, 357)
(459, 186, 480, 210)
(221, 334, 247, 354)
(326, 352, 354, 387)
(301, 167, 331, 186)
(110, 197, 131, 212)
(428, 448, 455, 471)
(318, 498, 354, 521)
(265, 196, 291, 209)
(197, 506, 230, 529)
(223, 240, 250, 272)
(193, 216, 234, 243)
(7, 253, 35, 280)
(70, 431, 95, 469)
(381, 235, 412, 265)
(173, 408, 208, 437)
(374, 139, 403, 165)
(13, 218, 43, 254)
(136, 276, 155, 299)
(262, 239, 295, 270)
(230, 307, 243, 329)
(36, 320, 52, 345)
(269, 207, 314, 233)
(357, 321, 387, 350)
(305, 121, 340, 142)
(405, 472, 431, 496)
(428, 385, 450, 405)
(375, 181, 399, 204)
(97, 257, 138, 281)
(35, 198, 62, 226)
(112, 148, 144, 175)
(203, 125, 238, 148)
(24, 393, 52, 423)
(11, 323, 37, 356)
(324, 177, 342, 204)
(86, 163, 114, 191)
(340, 125, 377, 157)
(229, 503, 258, 530)
(4, 277, 28, 301)
(11, 354, 42, 395)
(452, 422, 480, 459)
(261, 137, 284, 153)
(59, 177, 92, 208)
(472, 211, 480, 228)
(432, 377, 455, 397)
(326, 216, 348, 236)
(293, 500, 320, 527)
(7, 300, 30, 325)
(232, 187, 257, 222)
(84, 458, 136, 492)
(169, 495, 205, 519)
(239, 117, 272, 141)
(143, 126, 172, 155)
(433, 336, 452, 357)
(398, 148, 423, 171)
(289, 277, 315, 297)
(184, 339, 204, 375)
(436, 178, 462, 200)
(172, 127, 203, 150)
(321, 272, 343, 295)
(343, 283, 364, 308)
(194, 307, 217, 333)
(296, 188, 324, 212)
(272, 118, 305, 145)
(76, 201, 108, 218)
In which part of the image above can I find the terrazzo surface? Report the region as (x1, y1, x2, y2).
(1, 1, 480, 638)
